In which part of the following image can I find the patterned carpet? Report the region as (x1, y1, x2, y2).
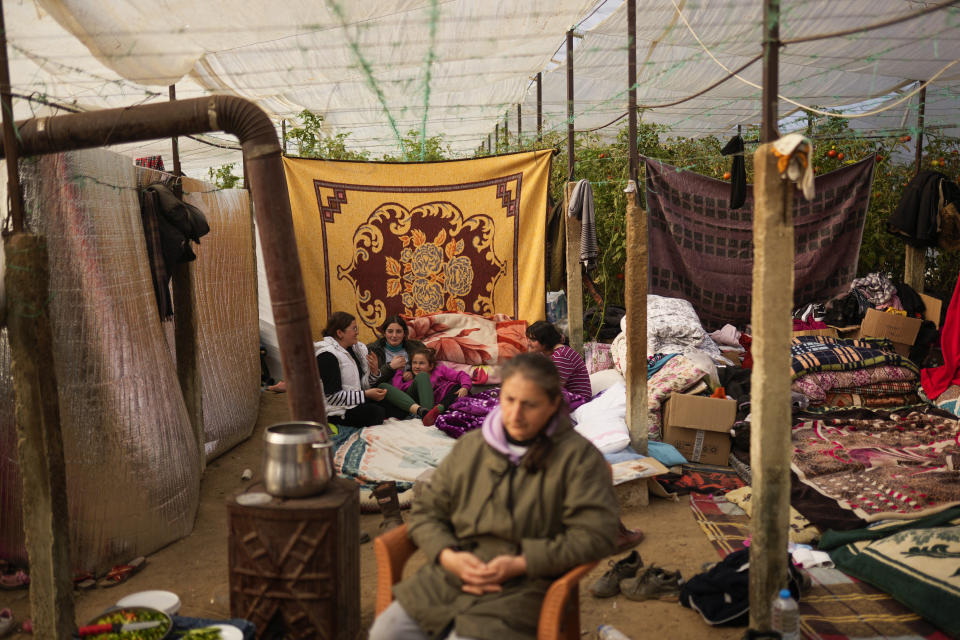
(689, 494, 949, 639)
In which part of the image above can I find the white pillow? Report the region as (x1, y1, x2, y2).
(590, 368, 625, 396)
(571, 382, 630, 453)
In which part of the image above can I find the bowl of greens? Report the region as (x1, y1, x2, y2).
(80, 606, 172, 639)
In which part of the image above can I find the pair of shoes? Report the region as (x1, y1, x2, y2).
(422, 406, 441, 427)
(0, 570, 28, 590)
(620, 565, 683, 601)
(615, 522, 645, 553)
(0, 609, 13, 638)
(588, 550, 643, 598)
(96, 556, 146, 588)
(372, 482, 403, 533)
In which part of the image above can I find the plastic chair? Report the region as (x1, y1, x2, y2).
(374, 524, 597, 640)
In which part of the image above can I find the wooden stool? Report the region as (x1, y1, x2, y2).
(227, 478, 360, 640)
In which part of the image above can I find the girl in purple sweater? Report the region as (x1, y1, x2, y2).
(388, 348, 472, 426)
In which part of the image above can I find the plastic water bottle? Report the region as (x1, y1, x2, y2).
(771, 588, 799, 640)
(597, 625, 632, 640)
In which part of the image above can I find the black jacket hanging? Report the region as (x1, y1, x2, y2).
(721, 134, 746, 210)
(138, 182, 210, 319)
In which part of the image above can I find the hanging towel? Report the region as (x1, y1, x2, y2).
(720, 134, 746, 209)
(568, 179, 598, 269)
(771, 132, 815, 200)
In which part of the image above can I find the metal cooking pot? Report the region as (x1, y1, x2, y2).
(262, 422, 334, 498)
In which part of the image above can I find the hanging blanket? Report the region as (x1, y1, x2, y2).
(791, 410, 960, 522)
(791, 335, 919, 379)
(645, 155, 875, 327)
(282, 151, 551, 343)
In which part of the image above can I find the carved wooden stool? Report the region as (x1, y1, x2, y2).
(227, 478, 359, 639)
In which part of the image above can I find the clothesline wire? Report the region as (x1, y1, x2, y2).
(669, 0, 959, 120)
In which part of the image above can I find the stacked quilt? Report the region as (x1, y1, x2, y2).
(791, 336, 920, 408)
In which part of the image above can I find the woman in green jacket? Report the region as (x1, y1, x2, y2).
(369, 353, 619, 640)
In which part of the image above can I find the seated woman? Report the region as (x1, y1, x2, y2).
(367, 315, 426, 386)
(315, 311, 404, 427)
(386, 347, 471, 426)
(525, 320, 593, 407)
(369, 353, 619, 640)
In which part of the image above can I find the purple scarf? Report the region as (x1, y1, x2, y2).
(481, 405, 560, 465)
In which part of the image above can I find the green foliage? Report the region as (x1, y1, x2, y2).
(381, 129, 451, 162)
(286, 110, 370, 161)
(206, 162, 243, 189)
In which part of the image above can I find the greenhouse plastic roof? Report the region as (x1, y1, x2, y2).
(6, 0, 960, 175)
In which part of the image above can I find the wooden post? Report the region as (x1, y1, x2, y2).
(504, 113, 509, 148)
(5, 233, 76, 638)
(566, 30, 575, 181)
(517, 104, 522, 143)
(0, 0, 24, 233)
(624, 180, 649, 507)
(536, 72, 543, 142)
(494, 122, 499, 152)
(564, 182, 583, 355)
(749, 145, 794, 631)
(281, 119, 287, 155)
(904, 85, 927, 293)
(169, 86, 205, 469)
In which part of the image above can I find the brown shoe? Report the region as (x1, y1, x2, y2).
(372, 481, 403, 533)
(616, 522, 645, 552)
(620, 565, 682, 601)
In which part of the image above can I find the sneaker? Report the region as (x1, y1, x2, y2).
(588, 550, 643, 598)
(620, 565, 682, 601)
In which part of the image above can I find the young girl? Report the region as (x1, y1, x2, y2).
(385, 348, 471, 426)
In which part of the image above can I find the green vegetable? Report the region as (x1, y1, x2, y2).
(88, 607, 171, 640)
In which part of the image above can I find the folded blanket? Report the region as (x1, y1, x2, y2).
(791, 335, 918, 380)
(822, 392, 920, 408)
(792, 364, 917, 402)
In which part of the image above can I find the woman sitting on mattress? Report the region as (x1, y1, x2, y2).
(524, 320, 593, 406)
(368, 353, 618, 640)
(316, 311, 408, 427)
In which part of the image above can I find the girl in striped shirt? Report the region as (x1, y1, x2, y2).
(525, 321, 593, 405)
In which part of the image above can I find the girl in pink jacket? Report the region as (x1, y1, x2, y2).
(390, 347, 471, 426)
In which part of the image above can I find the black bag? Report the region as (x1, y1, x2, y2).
(679, 548, 803, 627)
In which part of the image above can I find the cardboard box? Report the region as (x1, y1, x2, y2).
(826, 294, 942, 358)
(662, 394, 736, 466)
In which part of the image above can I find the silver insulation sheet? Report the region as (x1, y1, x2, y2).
(0, 150, 202, 571)
(134, 168, 260, 461)
(180, 175, 259, 460)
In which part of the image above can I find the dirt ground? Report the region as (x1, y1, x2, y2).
(3, 392, 743, 639)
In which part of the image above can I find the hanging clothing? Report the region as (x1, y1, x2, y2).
(888, 170, 953, 248)
(567, 179, 598, 269)
(720, 134, 746, 210)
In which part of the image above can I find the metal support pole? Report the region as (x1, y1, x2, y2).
(761, 2, 780, 143)
(566, 30, 575, 180)
(536, 72, 543, 142)
(517, 104, 522, 144)
(750, 0, 791, 631)
(494, 122, 499, 152)
(281, 119, 287, 155)
(905, 85, 927, 292)
(0, 0, 24, 233)
(504, 113, 509, 148)
(168, 86, 181, 186)
(627, 0, 639, 182)
(487, 134, 491, 154)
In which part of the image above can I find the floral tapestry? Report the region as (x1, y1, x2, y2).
(283, 151, 551, 342)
